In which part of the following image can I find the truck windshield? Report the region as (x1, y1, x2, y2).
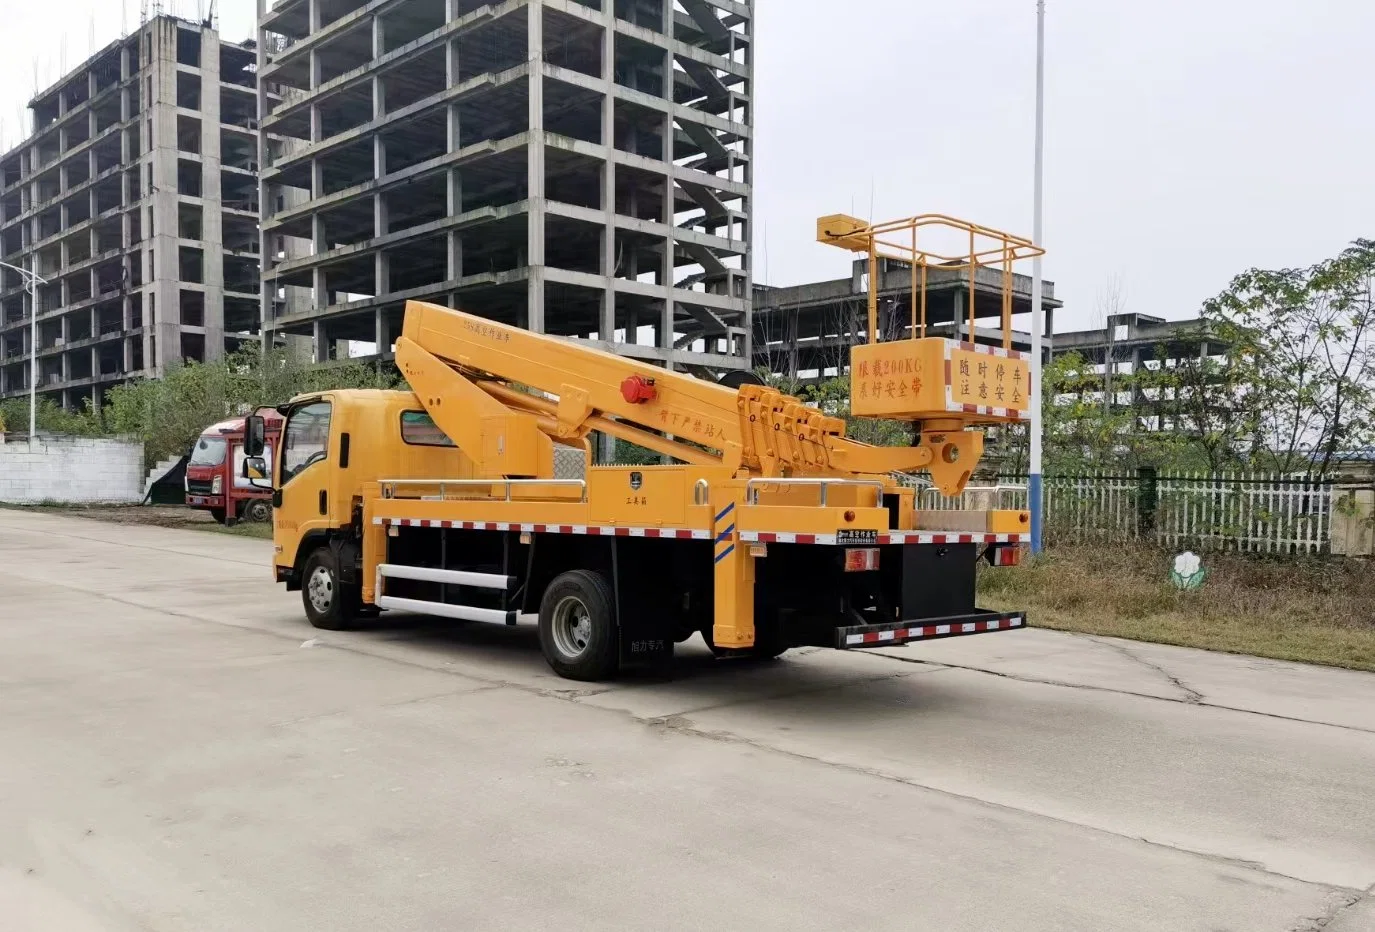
(281, 401, 332, 483)
(189, 436, 227, 467)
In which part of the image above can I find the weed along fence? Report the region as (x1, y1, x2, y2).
(922, 470, 1337, 555)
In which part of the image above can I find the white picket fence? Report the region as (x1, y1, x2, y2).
(919, 471, 1334, 555)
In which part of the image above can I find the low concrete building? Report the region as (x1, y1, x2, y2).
(0, 434, 145, 504)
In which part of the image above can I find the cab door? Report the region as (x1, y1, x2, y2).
(275, 399, 337, 565)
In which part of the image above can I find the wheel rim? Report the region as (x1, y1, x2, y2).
(307, 564, 335, 614)
(248, 501, 270, 522)
(550, 595, 593, 659)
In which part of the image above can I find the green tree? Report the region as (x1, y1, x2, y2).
(1201, 238, 1375, 478)
(105, 345, 398, 465)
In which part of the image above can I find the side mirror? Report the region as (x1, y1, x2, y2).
(242, 455, 268, 482)
(243, 415, 266, 457)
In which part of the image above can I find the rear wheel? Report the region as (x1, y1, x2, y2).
(538, 570, 619, 681)
(302, 546, 362, 631)
(241, 499, 272, 523)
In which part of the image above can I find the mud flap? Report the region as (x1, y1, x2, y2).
(612, 539, 675, 668)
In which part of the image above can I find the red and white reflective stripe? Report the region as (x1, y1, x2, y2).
(941, 340, 1028, 417)
(845, 614, 1024, 646)
(373, 517, 710, 540)
(959, 341, 1028, 361)
(739, 531, 1027, 546)
(879, 531, 1026, 545)
(957, 403, 1021, 418)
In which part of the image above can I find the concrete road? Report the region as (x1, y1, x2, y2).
(2, 509, 1374, 932)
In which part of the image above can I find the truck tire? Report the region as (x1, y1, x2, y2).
(209, 507, 227, 524)
(241, 499, 272, 523)
(538, 569, 619, 682)
(302, 546, 362, 631)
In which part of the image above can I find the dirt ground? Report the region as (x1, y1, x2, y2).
(0, 504, 273, 538)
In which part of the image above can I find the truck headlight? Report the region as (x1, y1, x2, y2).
(211, 475, 223, 495)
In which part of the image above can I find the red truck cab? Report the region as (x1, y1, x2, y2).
(184, 410, 283, 524)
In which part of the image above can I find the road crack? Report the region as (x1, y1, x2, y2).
(1290, 884, 1372, 931)
(639, 710, 1364, 894)
(856, 649, 1375, 735)
(1090, 636, 1206, 703)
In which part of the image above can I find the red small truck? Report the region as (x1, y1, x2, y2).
(184, 410, 283, 524)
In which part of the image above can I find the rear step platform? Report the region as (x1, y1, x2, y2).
(837, 610, 1025, 649)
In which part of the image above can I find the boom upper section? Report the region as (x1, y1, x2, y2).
(395, 207, 1041, 498)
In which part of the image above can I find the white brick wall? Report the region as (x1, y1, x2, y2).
(0, 437, 146, 504)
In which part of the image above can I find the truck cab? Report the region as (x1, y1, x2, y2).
(185, 411, 282, 523)
(265, 389, 479, 592)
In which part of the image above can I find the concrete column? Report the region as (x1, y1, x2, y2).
(375, 251, 389, 295)
(313, 318, 327, 362)
(375, 309, 387, 354)
(785, 311, 799, 381)
(600, 14, 616, 345)
(373, 135, 386, 179)
(197, 26, 225, 361)
(374, 192, 388, 237)
(445, 171, 462, 281)
(661, 148, 675, 365)
(148, 19, 182, 376)
(372, 14, 385, 59)
(526, 0, 546, 333)
(60, 317, 71, 383)
(373, 76, 385, 119)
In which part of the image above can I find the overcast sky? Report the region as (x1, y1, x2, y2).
(3, 0, 1373, 329)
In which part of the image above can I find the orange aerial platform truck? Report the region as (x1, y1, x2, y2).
(245, 214, 1039, 680)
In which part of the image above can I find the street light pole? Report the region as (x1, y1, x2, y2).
(0, 258, 50, 445)
(1029, 0, 1047, 553)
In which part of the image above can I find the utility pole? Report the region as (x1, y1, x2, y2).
(1029, 0, 1047, 553)
(0, 259, 49, 446)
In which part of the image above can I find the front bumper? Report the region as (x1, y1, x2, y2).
(186, 495, 225, 508)
(836, 610, 1025, 649)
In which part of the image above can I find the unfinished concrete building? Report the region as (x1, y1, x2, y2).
(257, 0, 753, 375)
(0, 15, 264, 412)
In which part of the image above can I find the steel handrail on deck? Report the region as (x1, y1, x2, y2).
(920, 483, 1027, 510)
(379, 478, 588, 503)
(745, 478, 886, 507)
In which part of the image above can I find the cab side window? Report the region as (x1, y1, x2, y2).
(280, 402, 332, 484)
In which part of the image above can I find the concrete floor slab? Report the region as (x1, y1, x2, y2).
(683, 665, 1375, 889)
(874, 624, 1375, 732)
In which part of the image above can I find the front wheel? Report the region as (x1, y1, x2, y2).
(538, 570, 619, 681)
(301, 546, 362, 631)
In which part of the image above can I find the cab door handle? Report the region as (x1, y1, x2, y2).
(319, 490, 327, 515)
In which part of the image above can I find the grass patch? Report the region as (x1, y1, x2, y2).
(980, 545, 1375, 671)
(206, 521, 274, 540)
